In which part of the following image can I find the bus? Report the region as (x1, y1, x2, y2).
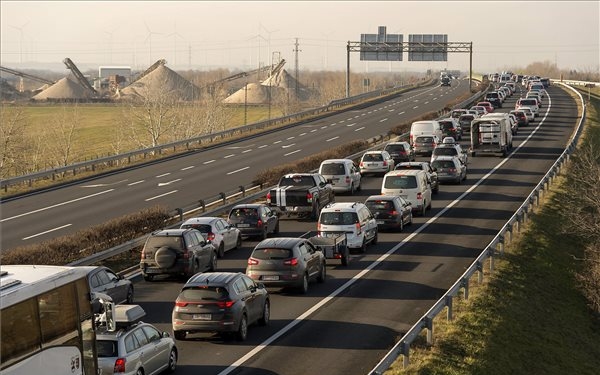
(1, 265, 114, 375)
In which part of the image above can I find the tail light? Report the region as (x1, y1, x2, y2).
(114, 358, 126, 373)
(383, 161, 388, 166)
(417, 192, 423, 201)
(217, 300, 235, 308)
(345, 176, 351, 183)
(248, 257, 259, 266)
(207, 232, 215, 241)
(257, 219, 263, 228)
(317, 222, 322, 231)
(182, 249, 189, 259)
(284, 258, 299, 266)
(175, 301, 189, 307)
(306, 192, 313, 203)
(400, 150, 407, 155)
(389, 210, 398, 215)
(449, 168, 457, 173)
(355, 222, 362, 234)
(266, 192, 272, 204)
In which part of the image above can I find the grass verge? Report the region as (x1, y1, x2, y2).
(385, 86, 600, 375)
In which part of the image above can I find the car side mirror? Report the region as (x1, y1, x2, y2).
(162, 331, 171, 338)
(257, 282, 266, 289)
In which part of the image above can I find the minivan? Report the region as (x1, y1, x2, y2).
(318, 158, 361, 195)
(410, 120, 442, 147)
(381, 169, 432, 216)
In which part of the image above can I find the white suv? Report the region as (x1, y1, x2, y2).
(317, 202, 378, 253)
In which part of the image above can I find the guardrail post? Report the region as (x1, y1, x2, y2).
(445, 295, 453, 321)
(506, 223, 513, 243)
(176, 208, 183, 221)
(425, 317, 434, 345)
(489, 248, 495, 274)
(497, 235, 505, 255)
(461, 277, 470, 300)
(477, 260, 484, 283)
(239, 185, 246, 197)
(199, 200, 206, 213)
(401, 342, 410, 369)
(220, 192, 226, 204)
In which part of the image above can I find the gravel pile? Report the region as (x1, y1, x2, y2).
(116, 64, 200, 101)
(224, 69, 311, 104)
(32, 75, 92, 100)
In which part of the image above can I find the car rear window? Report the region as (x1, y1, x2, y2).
(521, 99, 537, 105)
(251, 248, 293, 260)
(319, 211, 359, 225)
(383, 175, 418, 189)
(320, 163, 346, 175)
(362, 153, 383, 162)
(279, 176, 316, 187)
(439, 122, 454, 130)
(433, 147, 458, 156)
(230, 208, 259, 219)
(415, 136, 435, 143)
(178, 286, 229, 301)
(384, 144, 405, 153)
(432, 160, 456, 169)
(180, 224, 211, 233)
(145, 236, 184, 251)
(96, 340, 118, 358)
(365, 200, 394, 212)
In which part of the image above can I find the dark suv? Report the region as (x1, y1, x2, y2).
(484, 91, 503, 108)
(140, 228, 217, 281)
(172, 272, 270, 341)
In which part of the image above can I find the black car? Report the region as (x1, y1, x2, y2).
(140, 228, 217, 281)
(484, 91, 503, 108)
(228, 203, 279, 240)
(438, 119, 462, 141)
(172, 272, 270, 341)
(365, 195, 413, 232)
(384, 142, 415, 164)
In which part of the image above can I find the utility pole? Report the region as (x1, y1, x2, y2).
(293, 38, 301, 101)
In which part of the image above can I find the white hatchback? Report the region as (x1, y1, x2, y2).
(317, 202, 378, 252)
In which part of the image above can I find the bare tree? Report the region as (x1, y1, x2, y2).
(46, 106, 80, 168)
(0, 106, 27, 178)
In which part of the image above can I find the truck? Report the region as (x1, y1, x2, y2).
(266, 173, 335, 220)
(469, 117, 513, 157)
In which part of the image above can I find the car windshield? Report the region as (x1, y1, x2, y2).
(383, 175, 417, 189)
(319, 211, 359, 225)
(279, 176, 316, 187)
(96, 340, 118, 358)
(362, 153, 383, 162)
(179, 286, 229, 301)
(181, 223, 211, 233)
(251, 248, 293, 260)
(320, 163, 346, 175)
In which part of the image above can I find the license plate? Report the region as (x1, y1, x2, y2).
(193, 314, 211, 320)
(376, 220, 385, 224)
(262, 275, 279, 281)
(237, 223, 250, 228)
(145, 268, 161, 274)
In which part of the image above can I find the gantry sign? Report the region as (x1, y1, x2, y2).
(346, 26, 473, 97)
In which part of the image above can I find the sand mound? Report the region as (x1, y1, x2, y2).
(224, 69, 312, 104)
(117, 64, 199, 101)
(32, 75, 92, 100)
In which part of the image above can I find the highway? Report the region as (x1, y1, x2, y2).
(126, 84, 579, 374)
(1, 80, 470, 251)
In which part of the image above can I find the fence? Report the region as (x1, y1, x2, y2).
(368, 82, 586, 373)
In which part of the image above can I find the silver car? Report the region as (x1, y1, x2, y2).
(181, 216, 242, 258)
(431, 155, 467, 184)
(359, 151, 395, 175)
(96, 305, 177, 375)
(82, 265, 134, 305)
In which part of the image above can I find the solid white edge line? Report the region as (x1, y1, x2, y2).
(22, 224, 73, 240)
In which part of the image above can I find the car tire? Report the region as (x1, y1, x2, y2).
(273, 221, 280, 234)
(341, 250, 349, 266)
(209, 253, 217, 272)
(237, 314, 248, 341)
(136, 368, 143, 375)
(311, 202, 320, 221)
(350, 183, 355, 195)
(235, 235, 242, 249)
(126, 286, 134, 304)
(299, 273, 309, 294)
(261, 228, 268, 240)
(421, 203, 426, 216)
(372, 230, 378, 245)
(317, 263, 326, 283)
(155, 247, 176, 269)
(217, 243, 225, 259)
(167, 348, 177, 373)
(398, 219, 404, 233)
(408, 211, 413, 225)
(258, 300, 270, 326)
(174, 331, 186, 340)
(143, 274, 154, 282)
(360, 239, 367, 253)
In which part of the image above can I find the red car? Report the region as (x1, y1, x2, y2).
(476, 101, 495, 114)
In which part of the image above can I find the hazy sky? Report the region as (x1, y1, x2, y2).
(1, 1, 598, 74)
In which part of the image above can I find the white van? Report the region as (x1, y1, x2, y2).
(381, 169, 432, 216)
(317, 202, 378, 252)
(410, 120, 443, 146)
(318, 159, 361, 195)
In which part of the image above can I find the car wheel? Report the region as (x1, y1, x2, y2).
(299, 273, 309, 294)
(235, 235, 242, 249)
(317, 262, 326, 283)
(167, 348, 178, 373)
(261, 228, 268, 240)
(155, 246, 177, 268)
(421, 203, 426, 216)
(311, 202, 320, 221)
(360, 239, 367, 253)
(126, 286, 134, 304)
(408, 211, 414, 225)
(136, 368, 143, 375)
(174, 331, 186, 340)
(143, 274, 154, 282)
(341, 250, 349, 266)
(209, 253, 217, 272)
(350, 183, 355, 195)
(217, 243, 225, 258)
(258, 300, 270, 326)
(372, 230, 378, 245)
(273, 220, 280, 234)
(236, 314, 248, 341)
(398, 218, 404, 232)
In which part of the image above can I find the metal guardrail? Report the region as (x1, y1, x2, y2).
(1, 79, 434, 192)
(368, 82, 587, 373)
